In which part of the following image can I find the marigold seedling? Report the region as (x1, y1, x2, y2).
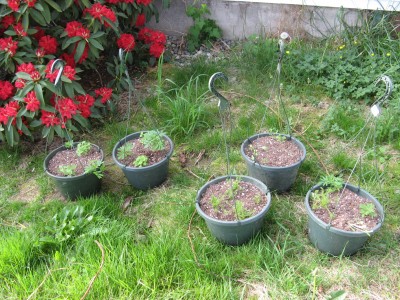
(117, 143, 133, 160)
(76, 141, 91, 157)
(59, 164, 77, 177)
(133, 155, 148, 167)
(359, 202, 377, 218)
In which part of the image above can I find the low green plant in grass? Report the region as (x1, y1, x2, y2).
(59, 164, 77, 177)
(133, 155, 149, 167)
(117, 142, 133, 160)
(161, 75, 212, 139)
(140, 130, 165, 151)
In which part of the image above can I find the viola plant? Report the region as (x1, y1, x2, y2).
(0, 0, 169, 146)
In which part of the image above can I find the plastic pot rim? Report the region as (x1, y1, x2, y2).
(241, 132, 306, 170)
(44, 143, 104, 180)
(112, 131, 174, 171)
(304, 182, 384, 236)
(196, 175, 272, 226)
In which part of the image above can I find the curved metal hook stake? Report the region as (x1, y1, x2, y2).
(209, 72, 229, 112)
(371, 75, 394, 117)
(50, 59, 66, 88)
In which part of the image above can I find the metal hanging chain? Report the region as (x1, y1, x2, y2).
(209, 72, 232, 175)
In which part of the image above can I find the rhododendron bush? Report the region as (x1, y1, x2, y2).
(0, 0, 169, 146)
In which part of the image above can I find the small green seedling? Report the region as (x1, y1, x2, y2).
(133, 155, 148, 167)
(254, 194, 262, 205)
(235, 201, 252, 220)
(274, 135, 287, 142)
(84, 159, 105, 179)
(226, 178, 241, 199)
(117, 143, 133, 160)
(59, 164, 77, 177)
(211, 195, 221, 210)
(312, 175, 344, 214)
(359, 203, 377, 218)
(320, 174, 344, 190)
(76, 141, 91, 157)
(65, 140, 74, 149)
(140, 130, 165, 151)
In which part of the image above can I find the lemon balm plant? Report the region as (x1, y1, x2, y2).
(0, 0, 169, 146)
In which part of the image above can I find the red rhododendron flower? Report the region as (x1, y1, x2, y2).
(39, 35, 58, 55)
(25, 0, 37, 7)
(135, 14, 146, 27)
(33, 26, 45, 41)
(0, 108, 8, 124)
(0, 37, 18, 56)
(4, 101, 20, 118)
(17, 62, 36, 75)
(78, 104, 92, 118)
(36, 48, 45, 58)
(13, 22, 26, 36)
(30, 70, 41, 81)
(7, 0, 20, 11)
(76, 27, 91, 39)
(138, 27, 154, 44)
(24, 91, 40, 112)
(45, 60, 58, 82)
(63, 66, 76, 80)
(95, 87, 113, 103)
(86, 3, 116, 28)
(65, 21, 83, 38)
(15, 78, 26, 89)
(0, 80, 14, 101)
(149, 43, 165, 58)
(55, 97, 77, 120)
(40, 110, 60, 127)
(76, 94, 95, 118)
(1, 15, 15, 28)
(60, 53, 76, 67)
(136, 0, 152, 6)
(117, 34, 135, 51)
(150, 31, 166, 44)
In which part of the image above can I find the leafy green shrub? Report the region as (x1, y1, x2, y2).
(186, 3, 222, 52)
(0, 0, 169, 146)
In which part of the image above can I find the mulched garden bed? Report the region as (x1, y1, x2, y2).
(312, 188, 380, 232)
(199, 179, 269, 221)
(47, 145, 102, 176)
(244, 135, 303, 167)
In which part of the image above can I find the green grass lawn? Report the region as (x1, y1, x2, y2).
(1, 39, 399, 299)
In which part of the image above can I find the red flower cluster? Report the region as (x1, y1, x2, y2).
(33, 26, 45, 41)
(135, 14, 146, 27)
(17, 62, 41, 81)
(76, 94, 95, 118)
(55, 97, 77, 121)
(0, 101, 19, 125)
(86, 3, 116, 28)
(1, 15, 15, 29)
(7, 0, 20, 12)
(40, 110, 60, 127)
(25, 0, 37, 7)
(95, 87, 113, 104)
(106, 0, 134, 3)
(138, 27, 166, 58)
(39, 35, 58, 55)
(0, 37, 18, 56)
(13, 23, 26, 37)
(65, 21, 90, 39)
(24, 91, 40, 112)
(60, 53, 76, 67)
(136, 0, 152, 6)
(117, 34, 136, 52)
(0, 80, 14, 101)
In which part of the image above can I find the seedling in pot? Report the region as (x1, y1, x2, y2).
(76, 141, 92, 157)
(117, 143, 133, 160)
(133, 155, 148, 167)
(211, 195, 221, 210)
(84, 159, 105, 179)
(273, 135, 287, 142)
(140, 130, 165, 151)
(59, 164, 77, 177)
(235, 201, 252, 220)
(65, 140, 74, 149)
(359, 203, 377, 218)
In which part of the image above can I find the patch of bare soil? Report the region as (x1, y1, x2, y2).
(47, 145, 102, 176)
(312, 188, 380, 232)
(116, 137, 170, 167)
(245, 135, 303, 167)
(199, 179, 268, 221)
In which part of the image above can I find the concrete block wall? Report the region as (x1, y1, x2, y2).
(148, 0, 363, 39)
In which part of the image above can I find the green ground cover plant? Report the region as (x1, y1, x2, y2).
(1, 13, 400, 299)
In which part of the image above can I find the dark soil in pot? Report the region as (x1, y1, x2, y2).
(199, 178, 269, 221)
(244, 135, 303, 167)
(116, 138, 171, 167)
(311, 188, 381, 232)
(47, 145, 102, 176)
